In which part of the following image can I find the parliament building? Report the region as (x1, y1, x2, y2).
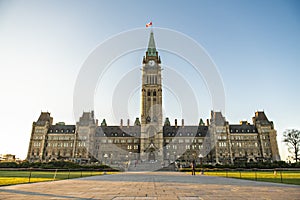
(27, 32, 280, 168)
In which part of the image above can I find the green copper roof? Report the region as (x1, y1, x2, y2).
(101, 119, 107, 126)
(199, 118, 205, 126)
(134, 117, 141, 126)
(147, 31, 157, 56)
(164, 117, 170, 126)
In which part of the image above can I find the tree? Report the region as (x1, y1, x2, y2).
(283, 129, 300, 162)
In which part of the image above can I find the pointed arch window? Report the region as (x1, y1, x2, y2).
(146, 116, 151, 123)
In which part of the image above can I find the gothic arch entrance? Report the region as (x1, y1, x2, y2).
(149, 151, 155, 161)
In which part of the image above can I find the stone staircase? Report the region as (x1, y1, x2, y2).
(127, 160, 176, 172)
(127, 160, 163, 172)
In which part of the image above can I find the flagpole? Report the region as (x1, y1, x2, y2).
(151, 22, 153, 32)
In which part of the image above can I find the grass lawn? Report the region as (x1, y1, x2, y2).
(199, 170, 300, 185)
(0, 170, 117, 186)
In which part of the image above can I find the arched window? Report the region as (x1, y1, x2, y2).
(146, 116, 151, 123)
(153, 90, 156, 96)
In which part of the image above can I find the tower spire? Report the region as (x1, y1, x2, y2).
(147, 31, 157, 56)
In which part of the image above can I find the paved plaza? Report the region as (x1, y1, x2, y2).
(0, 172, 299, 200)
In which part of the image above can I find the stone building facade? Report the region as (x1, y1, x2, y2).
(27, 31, 280, 165)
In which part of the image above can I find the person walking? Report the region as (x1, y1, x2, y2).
(191, 160, 196, 175)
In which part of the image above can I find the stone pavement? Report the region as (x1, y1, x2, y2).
(0, 172, 299, 200)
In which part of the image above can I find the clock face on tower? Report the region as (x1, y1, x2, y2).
(149, 60, 155, 66)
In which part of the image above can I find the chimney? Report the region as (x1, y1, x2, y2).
(127, 119, 130, 128)
(206, 119, 209, 126)
(96, 119, 98, 126)
(182, 119, 184, 128)
(175, 119, 177, 128)
(120, 119, 123, 128)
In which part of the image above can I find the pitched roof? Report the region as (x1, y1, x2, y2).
(48, 125, 76, 134)
(254, 111, 269, 121)
(163, 126, 208, 137)
(210, 111, 226, 126)
(36, 112, 53, 126)
(229, 124, 257, 134)
(96, 126, 141, 137)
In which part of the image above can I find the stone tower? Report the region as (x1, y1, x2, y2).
(140, 31, 163, 162)
(26, 112, 53, 162)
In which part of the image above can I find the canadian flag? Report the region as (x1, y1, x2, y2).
(146, 21, 152, 27)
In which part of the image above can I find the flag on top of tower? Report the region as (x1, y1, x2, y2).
(146, 21, 152, 27)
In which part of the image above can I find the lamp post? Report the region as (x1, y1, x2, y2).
(104, 153, 108, 165)
(199, 153, 203, 175)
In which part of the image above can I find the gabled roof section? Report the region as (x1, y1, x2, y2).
(252, 111, 272, 125)
(254, 111, 269, 121)
(36, 112, 53, 126)
(210, 111, 226, 126)
(77, 111, 95, 126)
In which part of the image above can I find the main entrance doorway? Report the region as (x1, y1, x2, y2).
(149, 151, 155, 161)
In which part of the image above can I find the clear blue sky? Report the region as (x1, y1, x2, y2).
(0, 0, 299, 160)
